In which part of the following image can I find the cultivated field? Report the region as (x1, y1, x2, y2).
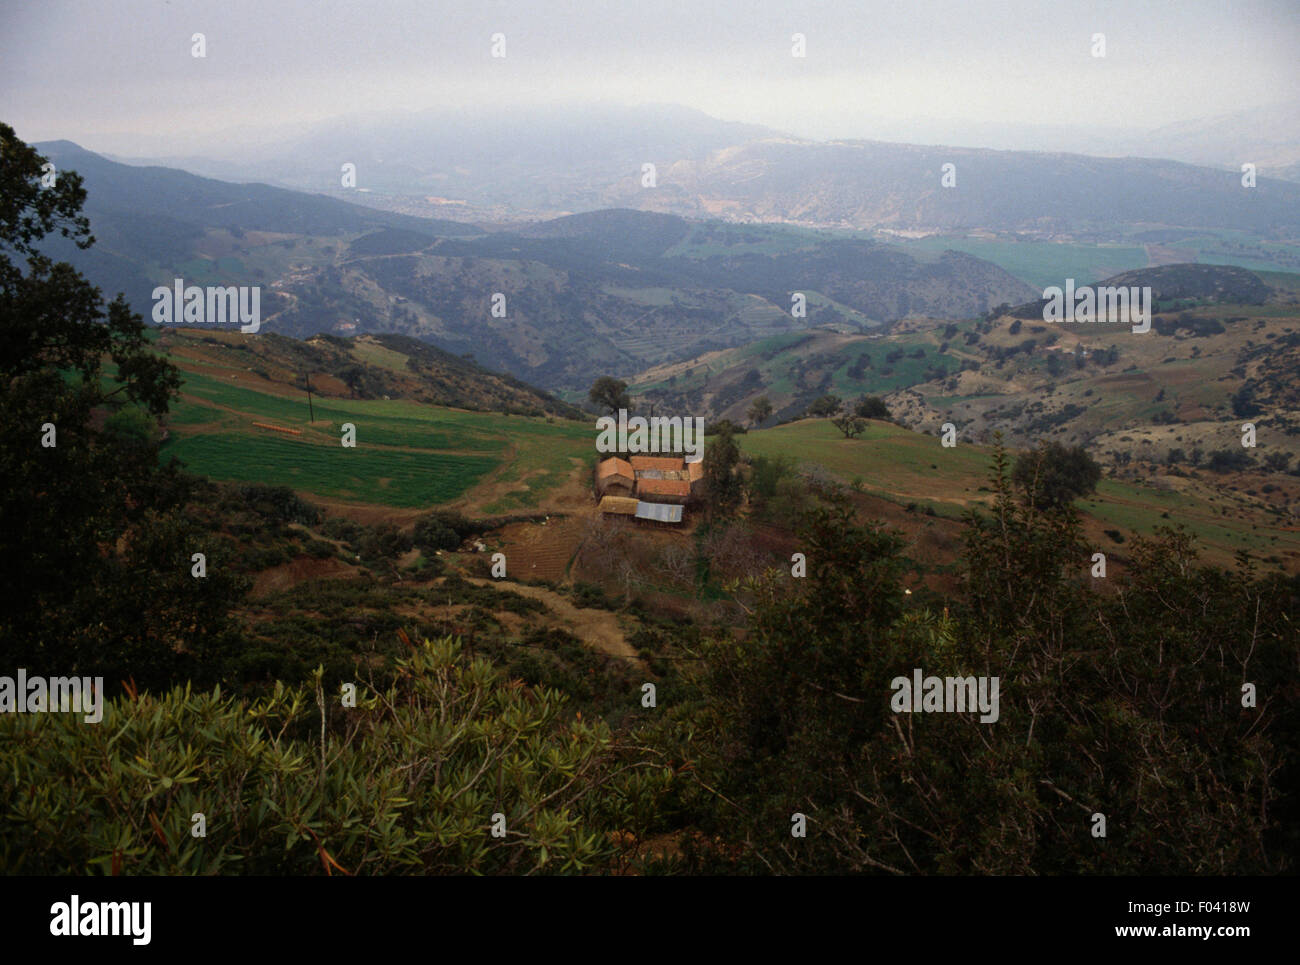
(162, 360, 592, 513)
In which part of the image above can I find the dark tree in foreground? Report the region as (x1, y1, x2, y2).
(0, 124, 244, 687)
(1012, 441, 1102, 510)
(684, 446, 1295, 874)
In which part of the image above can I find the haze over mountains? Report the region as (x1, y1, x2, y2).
(34, 139, 1037, 389)
(31, 98, 1300, 393)
(102, 102, 1300, 233)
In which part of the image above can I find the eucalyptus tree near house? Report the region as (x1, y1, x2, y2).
(588, 376, 630, 415)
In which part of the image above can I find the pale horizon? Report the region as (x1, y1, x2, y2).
(3, 0, 1297, 162)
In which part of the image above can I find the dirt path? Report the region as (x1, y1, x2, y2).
(464, 576, 645, 670)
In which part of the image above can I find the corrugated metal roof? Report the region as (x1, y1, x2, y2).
(635, 502, 683, 523)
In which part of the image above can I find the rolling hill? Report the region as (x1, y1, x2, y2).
(147, 329, 1300, 576)
(159, 327, 583, 419)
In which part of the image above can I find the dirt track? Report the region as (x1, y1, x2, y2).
(464, 576, 644, 670)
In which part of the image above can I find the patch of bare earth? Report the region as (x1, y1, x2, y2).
(493, 513, 591, 583)
(464, 576, 644, 670)
(249, 556, 358, 599)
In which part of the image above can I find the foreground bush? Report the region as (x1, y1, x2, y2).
(681, 454, 1297, 874)
(0, 638, 667, 874)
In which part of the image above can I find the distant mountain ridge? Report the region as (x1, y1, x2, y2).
(98, 103, 1300, 237)
(30, 144, 1035, 391)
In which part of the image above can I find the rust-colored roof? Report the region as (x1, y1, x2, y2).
(596, 457, 635, 479)
(629, 455, 684, 472)
(598, 496, 639, 515)
(636, 477, 691, 497)
(687, 459, 704, 481)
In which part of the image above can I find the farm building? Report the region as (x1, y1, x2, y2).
(629, 455, 686, 473)
(634, 502, 683, 526)
(597, 497, 684, 526)
(597, 495, 639, 516)
(595, 457, 635, 496)
(635, 476, 691, 504)
(594, 452, 704, 520)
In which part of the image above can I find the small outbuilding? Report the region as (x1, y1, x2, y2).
(634, 502, 684, 526)
(595, 457, 635, 496)
(597, 495, 639, 516)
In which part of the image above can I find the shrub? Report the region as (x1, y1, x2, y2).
(0, 641, 666, 874)
(357, 524, 413, 562)
(1206, 449, 1254, 473)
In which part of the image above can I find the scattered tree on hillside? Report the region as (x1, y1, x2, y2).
(747, 395, 773, 428)
(339, 363, 365, 398)
(1263, 451, 1291, 473)
(854, 396, 890, 420)
(807, 394, 842, 418)
(1011, 441, 1103, 510)
(703, 423, 743, 518)
(831, 414, 867, 439)
(1206, 449, 1254, 473)
(588, 376, 630, 414)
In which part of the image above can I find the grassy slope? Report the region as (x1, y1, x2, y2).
(740, 419, 1300, 569)
(154, 328, 1297, 567)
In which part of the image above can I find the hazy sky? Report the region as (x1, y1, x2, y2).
(2, 0, 1297, 155)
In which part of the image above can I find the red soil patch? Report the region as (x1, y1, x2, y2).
(493, 515, 589, 583)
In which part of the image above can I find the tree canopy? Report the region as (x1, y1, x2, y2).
(0, 124, 243, 686)
(1011, 441, 1103, 510)
(588, 376, 630, 414)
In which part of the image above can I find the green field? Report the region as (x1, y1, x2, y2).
(894, 238, 1149, 290)
(890, 233, 1300, 291)
(740, 419, 993, 513)
(162, 366, 593, 509)
(164, 433, 498, 507)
